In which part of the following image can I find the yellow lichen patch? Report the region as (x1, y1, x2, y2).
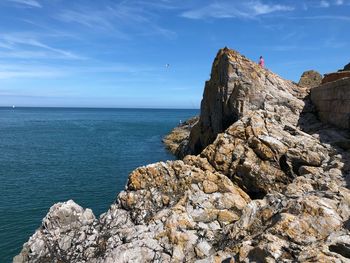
(218, 210, 239, 223)
(203, 180, 219, 194)
(128, 171, 142, 190)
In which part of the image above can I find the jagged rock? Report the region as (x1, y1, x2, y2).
(322, 71, 350, 84)
(344, 63, 350, 71)
(298, 70, 322, 88)
(186, 47, 308, 156)
(311, 77, 350, 129)
(15, 48, 350, 263)
(339, 62, 350, 72)
(162, 116, 199, 158)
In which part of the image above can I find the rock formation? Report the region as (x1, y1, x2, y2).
(322, 71, 350, 84)
(340, 62, 350, 72)
(163, 116, 198, 158)
(311, 63, 350, 130)
(185, 47, 309, 156)
(298, 70, 322, 89)
(15, 48, 350, 263)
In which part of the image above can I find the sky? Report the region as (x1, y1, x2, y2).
(0, 0, 349, 108)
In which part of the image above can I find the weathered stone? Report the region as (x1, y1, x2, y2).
(322, 71, 350, 84)
(162, 116, 199, 158)
(311, 77, 350, 129)
(343, 62, 350, 71)
(186, 47, 307, 155)
(202, 180, 218, 194)
(15, 48, 350, 263)
(298, 70, 322, 88)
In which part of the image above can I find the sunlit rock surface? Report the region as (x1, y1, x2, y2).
(15, 48, 350, 263)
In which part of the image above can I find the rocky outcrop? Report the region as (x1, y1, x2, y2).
(311, 77, 350, 129)
(15, 48, 350, 262)
(322, 71, 350, 84)
(340, 62, 350, 72)
(185, 47, 308, 156)
(298, 70, 322, 88)
(163, 116, 198, 158)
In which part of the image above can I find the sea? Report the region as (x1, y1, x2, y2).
(0, 107, 198, 262)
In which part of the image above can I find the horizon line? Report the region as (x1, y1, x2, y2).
(0, 106, 200, 110)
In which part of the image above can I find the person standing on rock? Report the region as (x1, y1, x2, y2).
(258, 56, 264, 68)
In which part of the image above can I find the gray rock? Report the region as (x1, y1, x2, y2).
(15, 48, 350, 263)
(298, 70, 322, 88)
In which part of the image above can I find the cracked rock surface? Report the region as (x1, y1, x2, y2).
(15, 48, 350, 263)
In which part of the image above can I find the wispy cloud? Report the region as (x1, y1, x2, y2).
(181, 1, 294, 19)
(335, 0, 344, 5)
(57, 9, 116, 31)
(320, 0, 330, 7)
(303, 0, 348, 9)
(324, 37, 347, 48)
(252, 2, 295, 15)
(0, 61, 155, 79)
(289, 15, 350, 21)
(0, 63, 63, 79)
(56, 2, 177, 39)
(7, 0, 41, 8)
(0, 33, 84, 59)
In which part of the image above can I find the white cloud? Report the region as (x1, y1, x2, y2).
(252, 2, 294, 15)
(320, 0, 330, 7)
(181, 1, 294, 19)
(335, 0, 344, 5)
(290, 15, 350, 21)
(56, 3, 177, 39)
(0, 61, 155, 79)
(7, 0, 41, 8)
(0, 63, 63, 79)
(0, 33, 84, 60)
(57, 9, 116, 31)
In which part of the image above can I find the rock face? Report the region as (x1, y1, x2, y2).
(322, 71, 350, 84)
(186, 47, 308, 156)
(15, 48, 350, 263)
(340, 62, 350, 72)
(163, 116, 199, 158)
(311, 77, 350, 129)
(298, 70, 322, 88)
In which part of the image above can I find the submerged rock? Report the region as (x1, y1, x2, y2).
(15, 48, 350, 262)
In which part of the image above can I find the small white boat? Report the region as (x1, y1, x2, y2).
(12, 105, 15, 109)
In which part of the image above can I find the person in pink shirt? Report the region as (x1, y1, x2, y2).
(258, 56, 264, 68)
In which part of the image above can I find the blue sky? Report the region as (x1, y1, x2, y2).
(0, 0, 349, 108)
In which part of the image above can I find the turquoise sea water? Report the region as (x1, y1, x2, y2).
(0, 107, 198, 262)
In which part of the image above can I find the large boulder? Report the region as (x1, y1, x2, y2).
(298, 70, 322, 88)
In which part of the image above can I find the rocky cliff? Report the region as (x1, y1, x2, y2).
(15, 48, 350, 263)
(163, 116, 199, 158)
(311, 64, 350, 130)
(185, 48, 308, 156)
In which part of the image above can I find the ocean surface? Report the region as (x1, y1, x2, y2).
(0, 107, 198, 262)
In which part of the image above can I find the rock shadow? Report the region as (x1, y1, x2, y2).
(297, 93, 350, 189)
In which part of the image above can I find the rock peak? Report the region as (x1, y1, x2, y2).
(186, 47, 307, 155)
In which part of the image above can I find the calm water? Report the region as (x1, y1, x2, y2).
(0, 107, 198, 262)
